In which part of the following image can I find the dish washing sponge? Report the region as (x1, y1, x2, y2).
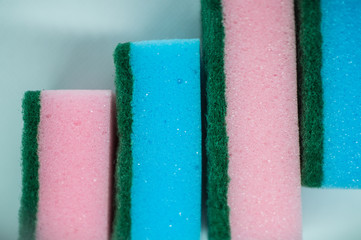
(296, 0, 361, 188)
(19, 90, 115, 240)
(202, 0, 302, 239)
(112, 39, 202, 240)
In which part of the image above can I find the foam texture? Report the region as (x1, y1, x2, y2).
(223, 1, 302, 239)
(321, 0, 361, 188)
(129, 40, 202, 239)
(36, 90, 114, 240)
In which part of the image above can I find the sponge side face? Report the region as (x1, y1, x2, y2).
(321, 0, 361, 188)
(19, 91, 41, 240)
(129, 39, 202, 240)
(201, 0, 231, 239)
(223, 0, 302, 239)
(35, 90, 114, 240)
(295, 0, 324, 187)
(112, 42, 133, 240)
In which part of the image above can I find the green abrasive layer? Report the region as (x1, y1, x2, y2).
(19, 91, 41, 240)
(201, 0, 231, 239)
(112, 42, 133, 240)
(295, 0, 324, 187)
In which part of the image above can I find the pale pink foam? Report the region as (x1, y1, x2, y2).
(223, 0, 302, 239)
(36, 90, 115, 240)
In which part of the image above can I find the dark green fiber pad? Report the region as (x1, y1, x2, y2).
(202, 0, 231, 239)
(112, 42, 133, 240)
(295, 0, 324, 187)
(19, 91, 41, 240)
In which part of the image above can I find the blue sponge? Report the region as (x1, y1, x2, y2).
(115, 39, 201, 239)
(321, 1, 361, 187)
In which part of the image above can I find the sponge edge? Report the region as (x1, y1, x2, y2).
(223, 0, 302, 239)
(19, 91, 41, 240)
(201, 0, 231, 239)
(112, 42, 133, 240)
(35, 90, 115, 240)
(295, 0, 324, 188)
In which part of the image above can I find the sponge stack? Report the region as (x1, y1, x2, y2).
(296, 0, 361, 188)
(19, 90, 115, 240)
(112, 40, 202, 240)
(202, 0, 302, 239)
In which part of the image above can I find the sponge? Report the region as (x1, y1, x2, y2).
(296, 0, 361, 188)
(19, 90, 115, 240)
(113, 39, 202, 240)
(202, 0, 302, 239)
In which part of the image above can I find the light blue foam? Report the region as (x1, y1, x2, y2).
(321, 0, 361, 188)
(129, 39, 201, 239)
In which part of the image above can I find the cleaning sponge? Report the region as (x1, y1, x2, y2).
(296, 0, 361, 188)
(202, 0, 302, 239)
(113, 39, 202, 240)
(19, 90, 115, 240)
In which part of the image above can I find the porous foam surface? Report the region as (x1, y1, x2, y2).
(36, 90, 114, 240)
(223, 1, 302, 239)
(130, 40, 202, 239)
(321, 1, 361, 188)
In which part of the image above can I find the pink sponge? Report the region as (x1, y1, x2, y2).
(36, 90, 115, 240)
(223, 0, 302, 239)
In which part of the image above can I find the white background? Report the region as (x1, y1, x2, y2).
(1, 1, 361, 239)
